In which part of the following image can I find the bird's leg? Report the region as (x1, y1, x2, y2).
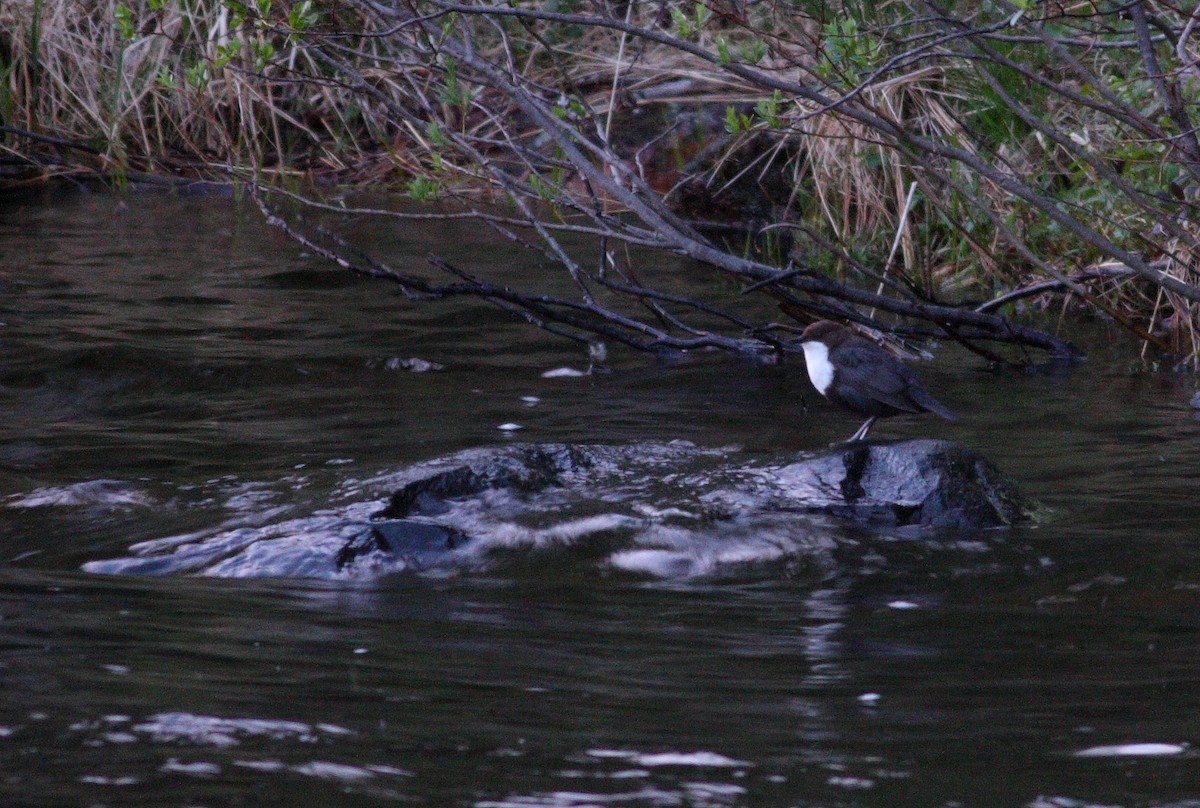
(848, 416, 877, 442)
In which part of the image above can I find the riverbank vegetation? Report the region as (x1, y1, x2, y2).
(5, 0, 1200, 365)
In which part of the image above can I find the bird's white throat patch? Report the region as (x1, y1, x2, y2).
(801, 341, 834, 394)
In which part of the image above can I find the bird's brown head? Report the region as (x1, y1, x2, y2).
(800, 320, 846, 345)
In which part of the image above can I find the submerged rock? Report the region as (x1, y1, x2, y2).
(378, 443, 595, 519)
(82, 439, 1037, 580)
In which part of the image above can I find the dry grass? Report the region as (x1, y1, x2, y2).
(3, 0, 1200, 361)
(0, 0, 397, 178)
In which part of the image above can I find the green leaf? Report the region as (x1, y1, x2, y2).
(724, 105, 752, 134)
(115, 4, 137, 40)
(214, 40, 242, 69)
(670, 8, 694, 39)
(716, 36, 731, 65)
(253, 41, 275, 72)
(186, 61, 210, 89)
(407, 176, 440, 201)
(754, 90, 784, 128)
(425, 121, 449, 148)
(288, 0, 319, 31)
(739, 40, 767, 65)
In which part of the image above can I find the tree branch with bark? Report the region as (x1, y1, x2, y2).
(20, 0, 1200, 364)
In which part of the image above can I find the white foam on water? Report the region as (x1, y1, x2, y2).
(125, 529, 222, 555)
(475, 786, 681, 807)
(586, 749, 750, 768)
(160, 758, 221, 776)
(223, 484, 292, 516)
(129, 713, 351, 747)
(828, 775, 874, 789)
(292, 761, 375, 780)
(634, 752, 750, 768)
(631, 503, 698, 519)
(1028, 796, 1126, 808)
(102, 732, 137, 744)
(463, 513, 639, 552)
(385, 356, 444, 372)
(6, 480, 152, 509)
(365, 764, 414, 777)
(607, 520, 815, 579)
(317, 723, 354, 735)
(541, 367, 587, 378)
(1073, 742, 1186, 758)
(233, 759, 287, 772)
(79, 775, 139, 786)
(608, 549, 694, 578)
(684, 781, 748, 799)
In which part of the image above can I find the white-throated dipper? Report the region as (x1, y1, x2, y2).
(799, 320, 956, 442)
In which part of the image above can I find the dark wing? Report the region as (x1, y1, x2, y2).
(831, 341, 954, 419)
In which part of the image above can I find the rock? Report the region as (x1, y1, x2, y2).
(767, 440, 1031, 528)
(377, 443, 596, 518)
(84, 440, 1037, 580)
(1191, 391, 1200, 410)
(335, 520, 467, 570)
(378, 439, 1033, 531)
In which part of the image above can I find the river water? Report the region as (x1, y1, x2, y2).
(2, 189, 1200, 807)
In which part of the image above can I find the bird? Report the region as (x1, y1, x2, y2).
(799, 320, 957, 443)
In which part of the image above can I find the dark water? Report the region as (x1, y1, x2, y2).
(3, 190, 1200, 807)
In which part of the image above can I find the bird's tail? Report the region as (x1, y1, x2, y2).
(910, 388, 957, 421)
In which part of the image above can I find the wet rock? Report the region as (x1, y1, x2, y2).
(85, 440, 1036, 580)
(378, 439, 1032, 532)
(335, 520, 467, 570)
(377, 443, 596, 518)
(766, 440, 1031, 529)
